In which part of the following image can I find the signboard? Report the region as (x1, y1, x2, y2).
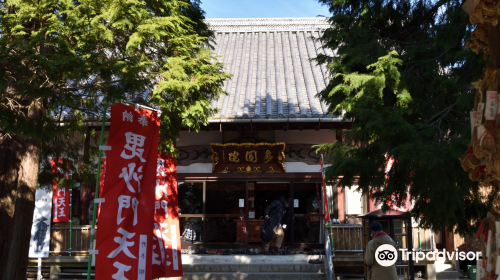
(210, 143, 286, 173)
(51, 158, 70, 223)
(29, 187, 53, 258)
(152, 154, 183, 278)
(53, 184, 69, 223)
(95, 103, 160, 280)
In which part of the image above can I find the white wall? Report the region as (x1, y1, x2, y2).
(176, 129, 335, 174)
(177, 163, 212, 173)
(345, 186, 364, 215)
(275, 129, 335, 144)
(177, 162, 328, 173)
(284, 162, 323, 173)
(177, 131, 222, 147)
(177, 129, 335, 146)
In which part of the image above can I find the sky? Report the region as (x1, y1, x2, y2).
(200, 0, 331, 18)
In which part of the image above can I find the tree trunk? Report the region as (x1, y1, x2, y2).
(489, 23, 500, 69)
(0, 101, 43, 280)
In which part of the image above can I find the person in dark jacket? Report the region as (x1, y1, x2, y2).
(365, 222, 398, 280)
(263, 197, 292, 255)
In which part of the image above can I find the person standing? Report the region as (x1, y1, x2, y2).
(365, 222, 398, 280)
(306, 197, 320, 243)
(263, 197, 292, 255)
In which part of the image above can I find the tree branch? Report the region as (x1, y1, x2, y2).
(402, 0, 449, 37)
(426, 102, 457, 126)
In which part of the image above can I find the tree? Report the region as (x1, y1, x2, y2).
(316, 0, 492, 235)
(0, 0, 229, 278)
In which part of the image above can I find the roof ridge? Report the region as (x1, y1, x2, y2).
(205, 18, 330, 32)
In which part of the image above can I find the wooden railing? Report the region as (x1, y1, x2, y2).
(51, 224, 403, 254)
(328, 225, 435, 252)
(411, 227, 435, 251)
(51, 225, 366, 254)
(49, 224, 432, 255)
(50, 226, 93, 255)
(329, 225, 363, 252)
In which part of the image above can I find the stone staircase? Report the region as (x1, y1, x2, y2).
(36, 255, 326, 280)
(30, 254, 464, 280)
(435, 260, 463, 280)
(173, 254, 326, 280)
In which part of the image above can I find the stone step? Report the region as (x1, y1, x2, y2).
(183, 263, 324, 273)
(436, 270, 462, 279)
(173, 271, 325, 280)
(436, 264, 455, 272)
(55, 271, 326, 280)
(181, 254, 325, 264)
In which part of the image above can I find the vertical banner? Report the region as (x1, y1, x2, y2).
(51, 158, 70, 223)
(320, 156, 330, 222)
(29, 188, 53, 258)
(152, 154, 183, 278)
(95, 103, 160, 280)
(97, 158, 106, 220)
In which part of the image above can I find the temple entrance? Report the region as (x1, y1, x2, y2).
(247, 182, 291, 245)
(178, 180, 324, 249)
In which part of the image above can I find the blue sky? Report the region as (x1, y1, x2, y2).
(201, 0, 330, 18)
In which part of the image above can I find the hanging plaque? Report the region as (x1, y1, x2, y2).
(210, 143, 286, 173)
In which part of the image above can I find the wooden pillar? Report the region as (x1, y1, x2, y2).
(337, 186, 345, 223)
(80, 183, 90, 225)
(367, 195, 377, 212)
(80, 128, 91, 225)
(407, 217, 415, 280)
(331, 184, 339, 218)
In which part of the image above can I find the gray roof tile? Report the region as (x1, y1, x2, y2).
(206, 18, 332, 119)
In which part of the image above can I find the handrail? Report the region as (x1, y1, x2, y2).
(52, 226, 94, 229)
(50, 227, 93, 254)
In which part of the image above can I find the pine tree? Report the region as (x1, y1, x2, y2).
(316, 0, 491, 235)
(0, 0, 229, 278)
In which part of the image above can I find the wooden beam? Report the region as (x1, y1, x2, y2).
(178, 172, 322, 180)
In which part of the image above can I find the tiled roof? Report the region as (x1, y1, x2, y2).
(206, 18, 335, 120)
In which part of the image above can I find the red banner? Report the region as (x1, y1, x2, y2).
(97, 158, 106, 220)
(51, 158, 70, 223)
(95, 103, 160, 280)
(152, 154, 183, 278)
(320, 156, 330, 222)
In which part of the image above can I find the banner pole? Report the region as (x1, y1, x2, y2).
(69, 173, 72, 257)
(320, 154, 335, 255)
(87, 103, 108, 280)
(37, 257, 41, 280)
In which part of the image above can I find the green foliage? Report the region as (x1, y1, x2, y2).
(0, 0, 229, 180)
(316, 0, 490, 235)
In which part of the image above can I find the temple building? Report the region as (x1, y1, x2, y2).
(31, 18, 464, 280)
(175, 17, 351, 249)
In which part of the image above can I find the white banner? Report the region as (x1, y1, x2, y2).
(29, 187, 53, 258)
